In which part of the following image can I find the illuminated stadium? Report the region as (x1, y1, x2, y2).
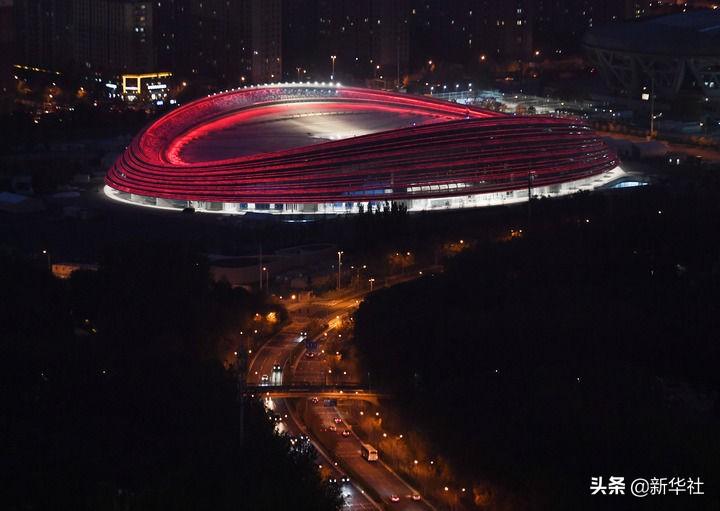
(584, 10, 720, 101)
(105, 84, 624, 215)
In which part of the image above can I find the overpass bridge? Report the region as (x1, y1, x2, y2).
(244, 384, 388, 404)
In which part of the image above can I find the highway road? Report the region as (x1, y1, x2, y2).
(247, 307, 381, 510)
(312, 403, 430, 511)
(270, 397, 378, 511)
(247, 321, 305, 387)
(247, 273, 440, 510)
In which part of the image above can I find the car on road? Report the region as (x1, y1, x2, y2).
(304, 351, 315, 359)
(272, 363, 282, 372)
(328, 425, 337, 432)
(390, 495, 400, 502)
(333, 417, 343, 424)
(411, 493, 421, 501)
(341, 429, 351, 437)
(272, 414, 282, 423)
(261, 374, 269, 383)
(311, 397, 319, 404)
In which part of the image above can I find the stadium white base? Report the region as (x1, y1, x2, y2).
(105, 166, 626, 216)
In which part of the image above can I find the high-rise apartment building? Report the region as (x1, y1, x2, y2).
(15, 0, 154, 73)
(407, 0, 535, 68)
(0, 0, 14, 111)
(14, 0, 70, 71)
(153, 0, 282, 85)
(13, 0, 282, 84)
(282, 0, 318, 80)
(154, 0, 252, 85)
(302, 0, 409, 85)
(12, 0, 713, 86)
(250, 0, 282, 83)
(70, 0, 155, 73)
(371, 0, 410, 84)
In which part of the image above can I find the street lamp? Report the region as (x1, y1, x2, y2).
(355, 264, 367, 288)
(527, 171, 536, 223)
(296, 67, 302, 81)
(337, 251, 343, 290)
(262, 266, 269, 291)
(42, 249, 51, 270)
(330, 55, 337, 80)
(642, 75, 656, 139)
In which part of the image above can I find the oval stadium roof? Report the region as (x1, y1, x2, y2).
(583, 10, 720, 57)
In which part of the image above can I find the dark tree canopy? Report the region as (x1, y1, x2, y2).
(355, 186, 720, 510)
(0, 242, 339, 511)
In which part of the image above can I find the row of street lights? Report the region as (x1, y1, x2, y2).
(260, 250, 374, 294)
(287, 55, 396, 88)
(360, 405, 470, 505)
(337, 251, 377, 291)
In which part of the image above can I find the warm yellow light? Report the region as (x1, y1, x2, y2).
(121, 72, 172, 95)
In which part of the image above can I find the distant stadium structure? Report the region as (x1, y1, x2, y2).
(105, 84, 623, 215)
(584, 10, 720, 101)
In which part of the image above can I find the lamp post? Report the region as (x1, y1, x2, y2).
(258, 243, 263, 291)
(401, 251, 411, 276)
(262, 266, 269, 292)
(650, 74, 656, 139)
(527, 171, 536, 224)
(356, 264, 366, 288)
(42, 249, 51, 271)
(296, 67, 302, 81)
(337, 251, 343, 290)
(330, 55, 337, 80)
(642, 75, 656, 139)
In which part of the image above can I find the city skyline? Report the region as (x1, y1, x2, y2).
(7, 0, 714, 85)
